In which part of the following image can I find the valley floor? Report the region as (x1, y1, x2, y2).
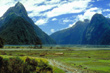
(0, 46, 110, 73)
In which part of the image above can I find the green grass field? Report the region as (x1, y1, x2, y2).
(0, 47, 110, 73)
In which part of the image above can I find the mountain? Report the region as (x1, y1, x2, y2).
(50, 13, 110, 45)
(50, 19, 89, 44)
(82, 13, 110, 45)
(0, 15, 41, 45)
(0, 2, 56, 44)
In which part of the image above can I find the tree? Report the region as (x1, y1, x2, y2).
(34, 41, 42, 49)
(0, 37, 4, 48)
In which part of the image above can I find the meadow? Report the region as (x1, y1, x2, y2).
(0, 46, 110, 73)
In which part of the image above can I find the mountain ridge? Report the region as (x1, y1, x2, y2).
(0, 15, 41, 45)
(51, 13, 110, 45)
(0, 2, 56, 45)
(82, 13, 110, 45)
(50, 19, 89, 44)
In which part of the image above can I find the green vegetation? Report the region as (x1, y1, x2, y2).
(0, 55, 53, 73)
(53, 67, 65, 73)
(1, 48, 110, 73)
(0, 37, 4, 48)
(0, 53, 65, 73)
(0, 15, 41, 45)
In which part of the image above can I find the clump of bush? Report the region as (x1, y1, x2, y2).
(1, 51, 7, 55)
(0, 56, 53, 73)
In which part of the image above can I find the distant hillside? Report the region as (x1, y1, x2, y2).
(0, 2, 56, 44)
(50, 20, 89, 44)
(82, 14, 110, 45)
(51, 13, 110, 45)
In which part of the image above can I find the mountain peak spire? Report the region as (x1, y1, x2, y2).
(14, 2, 28, 16)
(90, 13, 105, 24)
(2, 1, 27, 19)
(16, 1, 21, 4)
(15, 1, 24, 8)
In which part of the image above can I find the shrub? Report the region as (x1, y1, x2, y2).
(38, 60, 53, 72)
(0, 56, 53, 73)
(25, 57, 38, 72)
(1, 58, 9, 73)
(0, 56, 3, 69)
(8, 57, 25, 73)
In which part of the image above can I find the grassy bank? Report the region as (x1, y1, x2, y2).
(0, 55, 64, 73)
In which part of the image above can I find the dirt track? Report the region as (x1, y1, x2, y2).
(49, 59, 82, 73)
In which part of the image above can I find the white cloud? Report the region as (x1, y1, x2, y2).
(77, 7, 102, 21)
(63, 19, 73, 23)
(59, 22, 76, 31)
(28, 4, 57, 17)
(68, 19, 78, 28)
(68, 23, 75, 28)
(103, 9, 110, 12)
(21, 0, 45, 10)
(63, 19, 70, 23)
(32, 18, 37, 22)
(0, 0, 58, 17)
(105, 14, 110, 18)
(52, 18, 57, 21)
(64, 7, 102, 29)
(45, 0, 91, 18)
(61, 7, 102, 30)
(0, 0, 92, 25)
(45, 0, 61, 4)
(59, 16, 77, 24)
(0, 0, 16, 17)
(51, 29, 55, 33)
(35, 19, 48, 25)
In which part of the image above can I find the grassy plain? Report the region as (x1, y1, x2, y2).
(0, 46, 110, 73)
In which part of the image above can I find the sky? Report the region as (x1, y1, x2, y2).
(0, 0, 110, 35)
